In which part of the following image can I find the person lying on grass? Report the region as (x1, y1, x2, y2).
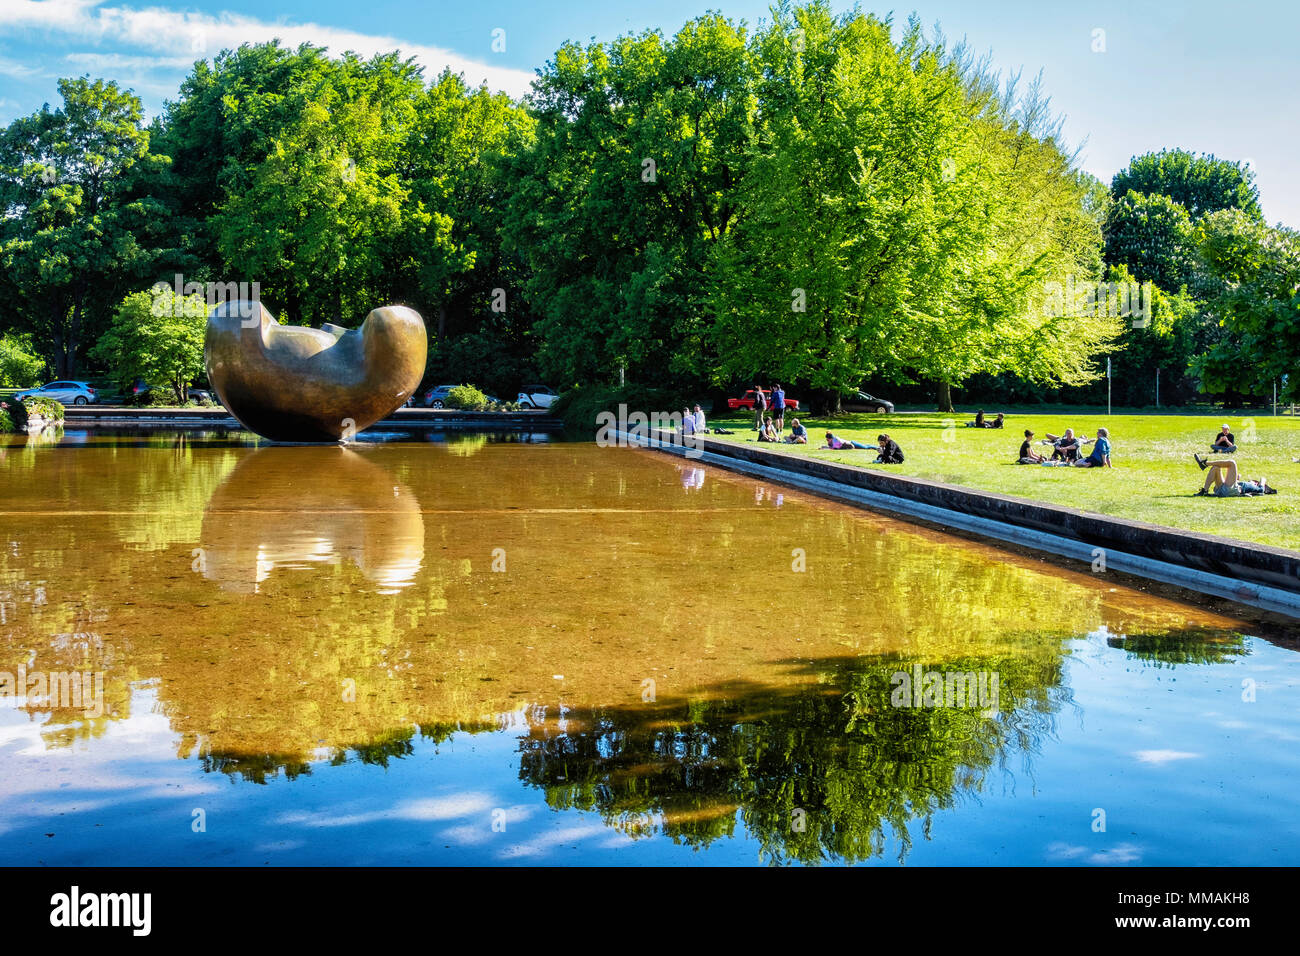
(1212, 424, 1237, 454)
(822, 431, 875, 450)
(1072, 427, 1111, 468)
(1018, 429, 1046, 464)
(1194, 455, 1275, 496)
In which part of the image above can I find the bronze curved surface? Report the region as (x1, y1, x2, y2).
(205, 300, 426, 442)
(199, 446, 424, 594)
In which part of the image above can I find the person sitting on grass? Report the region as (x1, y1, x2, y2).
(680, 407, 696, 438)
(787, 418, 808, 444)
(1046, 429, 1088, 462)
(969, 409, 986, 428)
(823, 431, 875, 450)
(1212, 424, 1237, 453)
(757, 417, 780, 442)
(990, 412, 1005, 429)
(1018, 429, 1045, 464)
(874, 434, 904, 463)
(1193, 454, 1275, 496)
(1073, 427, 1112, 468)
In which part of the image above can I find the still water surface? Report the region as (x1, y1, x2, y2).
(1, 428, 1297, 865)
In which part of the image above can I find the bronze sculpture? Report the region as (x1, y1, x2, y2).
(205, 300, 426, 442)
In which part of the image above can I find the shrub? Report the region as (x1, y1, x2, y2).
(550, 384, 693, 432)
(0, 334, 45, 389)
(9, 396, 65, 429)
(0, 407, 14, 433)
(445, 384, 488, 411)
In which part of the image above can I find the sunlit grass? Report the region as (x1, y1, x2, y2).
(706, 409, 1300, 550)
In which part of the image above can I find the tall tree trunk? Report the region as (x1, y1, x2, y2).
(437, 304, 447, 341)
(936, 380, 954, 413)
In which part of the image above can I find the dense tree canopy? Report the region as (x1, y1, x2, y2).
(0, 4, 1289, 408)
(0, 78, 170, 376)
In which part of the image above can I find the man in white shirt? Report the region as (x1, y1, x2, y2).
(693, 405, 707, 433)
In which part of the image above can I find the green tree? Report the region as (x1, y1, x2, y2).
(1103, 190, 1197, 291)
(0, 78, 170, 376)
(502, 12, 755, 386)
(1192, 209, 1300, 401)
(708, 6, 1118, 412)
(0, 333, 46, 387)
(1111, 148, 1261, 221)
(90, 289, 207, 403)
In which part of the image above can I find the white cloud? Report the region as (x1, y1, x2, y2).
(0, 0, 535, 96)
(1133, 749, 1201, 765)
(63, 51, 196, 71)
(0, 54, 39, 76)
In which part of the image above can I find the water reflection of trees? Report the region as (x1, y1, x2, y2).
(514, 651, 1069, 865)
(1105, 630, 1250, 667)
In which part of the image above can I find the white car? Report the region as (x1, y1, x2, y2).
(517, 385, 559, 409)
(15, 380, 97, 405)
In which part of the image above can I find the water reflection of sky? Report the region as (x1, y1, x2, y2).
(1, 629, 1296, 866)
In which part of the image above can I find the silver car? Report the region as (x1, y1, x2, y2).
(15, 381, 97, 405)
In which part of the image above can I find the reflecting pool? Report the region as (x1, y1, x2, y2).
(1, 429, 1297, 865)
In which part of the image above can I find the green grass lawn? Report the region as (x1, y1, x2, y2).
(705, 410, 1300, 551)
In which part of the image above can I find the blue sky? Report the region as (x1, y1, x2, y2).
(1, 0, 1296, 225)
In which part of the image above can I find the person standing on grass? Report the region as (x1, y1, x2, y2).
(1073, 427, 1112, 468)
(753, 385, 767, 431)
(693, 404, 707, 434)
(771, 384, 786, 432)
(681, 407, 696, 438)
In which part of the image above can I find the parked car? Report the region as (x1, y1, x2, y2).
(422, 384, 459, 408)
(14, 381, 97, 405)
(842, 390, 894, 414)
(190, 388, 221, 406)
(726, 389, 800, 411)
(517, 385, 559, 409)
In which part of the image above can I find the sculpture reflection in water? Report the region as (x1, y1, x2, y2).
(199, 446, 424, 594)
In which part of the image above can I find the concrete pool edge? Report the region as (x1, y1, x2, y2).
(621, 428, 1300, 620)
(59, 407, 564, 429)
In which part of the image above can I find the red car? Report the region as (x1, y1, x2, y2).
(727, 389, 800, 411)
